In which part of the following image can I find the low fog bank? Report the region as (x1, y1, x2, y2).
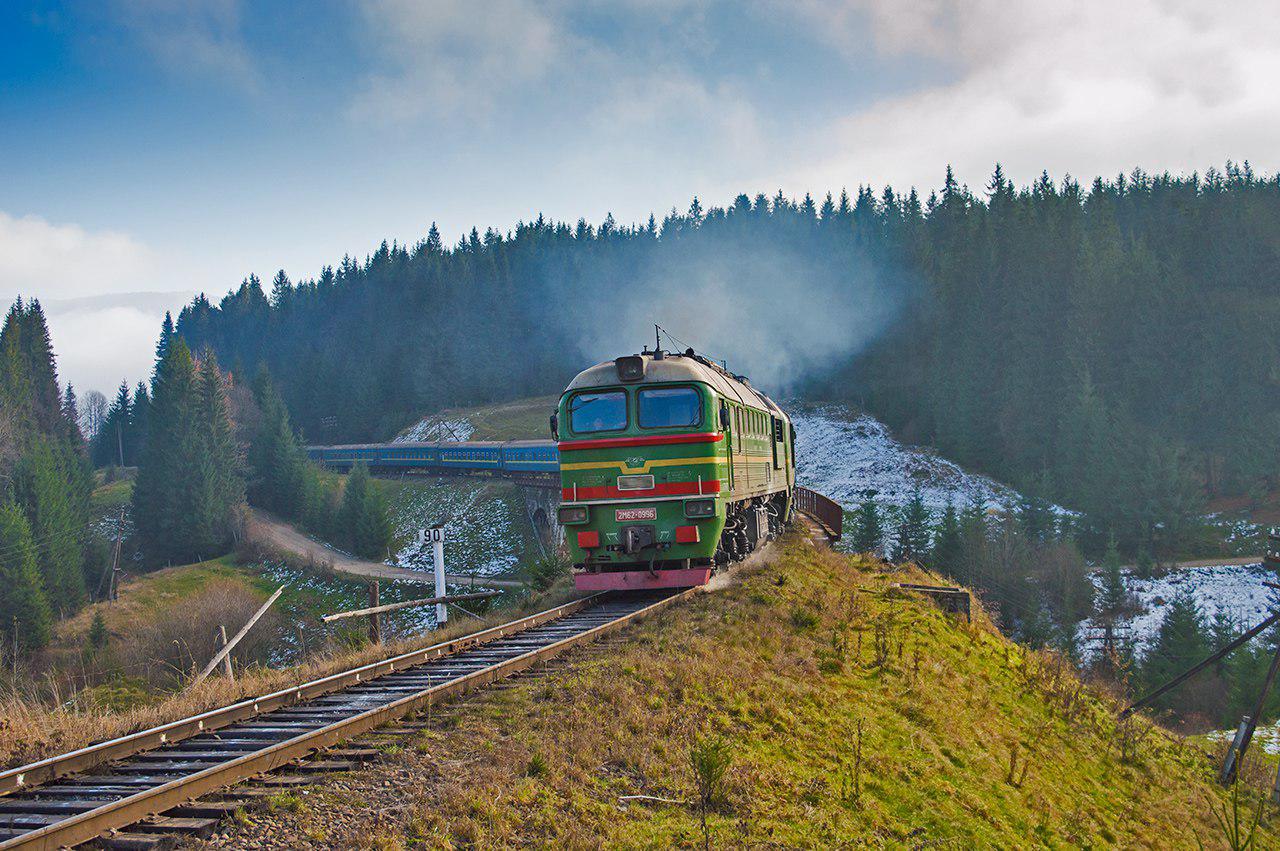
(32, 291, 194, 394)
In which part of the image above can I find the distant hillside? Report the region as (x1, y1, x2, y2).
(174, 169, 1280, 561)
(200, 535, 1266, 849)
(393, 396, 557, 443)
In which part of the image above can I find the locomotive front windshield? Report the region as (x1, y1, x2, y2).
(638, 386, 702, 429)
(569, 390, 627, 433)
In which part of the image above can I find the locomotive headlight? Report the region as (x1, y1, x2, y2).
(684, 498, 716, 519)
(558, 505, 589, 524)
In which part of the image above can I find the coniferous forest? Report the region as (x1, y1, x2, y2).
(178, 164, 1280, 558)
(0, 300, 95, 646)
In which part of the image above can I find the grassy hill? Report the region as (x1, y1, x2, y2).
(199, 535, 1268, 849)
(395, 396, 557, 442)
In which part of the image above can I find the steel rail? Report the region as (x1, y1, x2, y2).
(0, 594, 609, 797)
(0, 589, 694, 850)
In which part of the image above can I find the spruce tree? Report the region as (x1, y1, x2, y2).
(248, 368, 304, 516)
(893, 488, 932, 564)
(1016, 470, 1056, 544)
(13, 439, 86, 612)
(130, 382, 151, 461)
(134, 340, 193, 565)
(354, 478, 393, 560)
(88, 609, 108, 650)
(931, 500, 962, 577)
(0, 501, 51, 648)
(1097, 535, 1128, 619)
(94, 382, 131, 467)
(851, 491, 883, 554)
(189, 353, 244, 558)
(1141, 594, 1210, 711)
(340, 462, 372, 554)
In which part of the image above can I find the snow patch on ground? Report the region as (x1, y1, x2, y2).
(394, 416, 475, 443)
(388, 478, 527, 579)
(791, 405, 1025, 511)
(1077, 563, 1277, 656)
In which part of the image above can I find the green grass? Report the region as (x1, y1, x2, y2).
(46, 555, 273, 666)
(89, 477, 133, 513)
(397, 396, 557, 442)
(377, 537, 1274, 849)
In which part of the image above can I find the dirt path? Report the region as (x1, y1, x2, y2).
(245, 509, 525, 589)
(1120, 554, 1263, 571)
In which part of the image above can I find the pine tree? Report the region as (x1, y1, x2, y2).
(1097, 535, 1128, 618)
(248, 368, 304, 516)
(0, 501, 52, 648)
(190, 352, 244, 557)
(88, 609, 108, 650)
(94, 382, 131, 467)
(354, 478, 393, 560)
(851, 491, 883, 554)
(1141, 594, 1210, 710)
(13, 439, 86, 612)
(130, 382, 151, 461)
(893, 488, 932, 564)
(931, 500, 961, 577)
(1017, 470, 1056, 544)
(340, 462, 372, 553)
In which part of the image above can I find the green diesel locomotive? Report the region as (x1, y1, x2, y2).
(553, 348, 796, 591)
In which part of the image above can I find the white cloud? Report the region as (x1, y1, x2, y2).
(0, 212, 159, 301)
(113, 0, 259, 92)
(782, 0, 1280, 194)
(44, 303, 186, 395)
(0, 212, 194, 392)
(349, 0, 564, 122)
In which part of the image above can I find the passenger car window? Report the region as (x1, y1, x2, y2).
(638, 386, 703, 429)
(569, 390, 627, 433)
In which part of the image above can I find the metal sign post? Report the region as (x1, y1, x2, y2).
(429, 526, 447, 625)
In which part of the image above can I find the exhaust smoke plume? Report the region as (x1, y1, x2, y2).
(570, 233, 903, 395)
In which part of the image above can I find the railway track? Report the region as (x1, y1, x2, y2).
(0, 589, 690, 850)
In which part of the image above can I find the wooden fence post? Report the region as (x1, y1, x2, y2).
(218, 625, 234, 681)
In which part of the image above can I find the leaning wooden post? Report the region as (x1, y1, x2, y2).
(217, 625, 234, 681)
(1226, 639, 1280, 784)
(368, 581, 381, 645)
(1220, 717, 1252, 785)
(194, 585, 284, 684)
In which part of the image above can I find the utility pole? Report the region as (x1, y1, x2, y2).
(97, 508, 125, 602)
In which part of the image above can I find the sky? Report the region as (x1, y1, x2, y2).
(2, 0, 1278, 393)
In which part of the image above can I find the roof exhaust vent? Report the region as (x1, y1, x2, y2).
(615, 355, 645, 382)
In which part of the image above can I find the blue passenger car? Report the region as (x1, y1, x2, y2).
(306, 439, 559, 475)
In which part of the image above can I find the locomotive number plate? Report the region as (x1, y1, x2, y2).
(616, 507, 657, 522)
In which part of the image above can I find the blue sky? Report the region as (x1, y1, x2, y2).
(2, 1, 1278, 392)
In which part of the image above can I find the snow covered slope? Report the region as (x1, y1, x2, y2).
(393, 416, 475, 443)
(1078, 562, 1277, 656)
(791, 405, 1024, 511)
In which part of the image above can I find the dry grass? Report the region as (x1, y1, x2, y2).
(0, 578, 575, 772)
